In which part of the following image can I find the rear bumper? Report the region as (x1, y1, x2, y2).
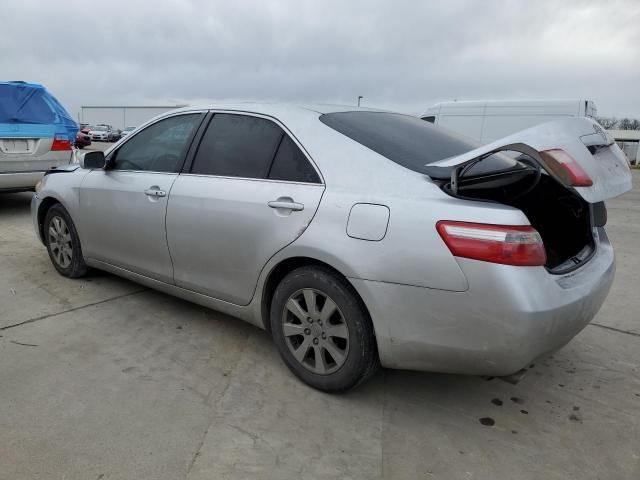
(351, 228, 615, 375)
(0, 171, 44, 190)
(1, 150, 71, 190)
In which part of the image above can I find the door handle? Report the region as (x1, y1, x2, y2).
(268, 199, 304, 211)
(144, 187, 167, 197)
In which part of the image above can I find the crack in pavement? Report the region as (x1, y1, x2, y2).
(590, 322, 640, 338)
(9, 340, 38, 347)
(0, 289, 148, 332)
(184, 330, 253, 479)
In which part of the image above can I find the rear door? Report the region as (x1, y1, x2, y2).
(425, 117, 632, 203)
(79, 112, 203, 283)
(166, 112, 324, 305)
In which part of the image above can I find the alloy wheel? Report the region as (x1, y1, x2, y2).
(281, 288, 350, 375)
(48, 216, 73, 269)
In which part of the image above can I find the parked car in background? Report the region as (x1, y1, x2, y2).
(421, 99, 598, 144)
(89, 124, 113, 141)
(0, 80, 76, 192)
(111, 129, 122, 141)
(120, 126, 136, 137)
(32, 104, 632, 392)
(74, 128, 91, 149)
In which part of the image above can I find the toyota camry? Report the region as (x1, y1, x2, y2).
(31, 104, 632, 391)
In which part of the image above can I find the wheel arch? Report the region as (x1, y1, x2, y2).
(260, 256, 375, 340)
(36, 196, 63, 243)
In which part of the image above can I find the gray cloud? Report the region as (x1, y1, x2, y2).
(2, 0, 639, 118)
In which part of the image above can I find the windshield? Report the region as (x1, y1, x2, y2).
(92, 126, 107, 131)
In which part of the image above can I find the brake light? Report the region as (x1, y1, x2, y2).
(539, 149, 593, 187)
(436, 221, 547, 267)
(51, 135, 72, 151)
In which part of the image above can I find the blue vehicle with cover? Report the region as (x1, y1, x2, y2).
(0, 81, 77, 192)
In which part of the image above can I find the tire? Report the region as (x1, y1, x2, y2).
(44, 204, 88, 278)
(270, 266, 379, 392)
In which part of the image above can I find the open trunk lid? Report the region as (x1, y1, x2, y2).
(424, 117, 632, 204)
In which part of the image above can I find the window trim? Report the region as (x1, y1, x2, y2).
(182, 109, 324, 185)
(105, 111, 207, 174)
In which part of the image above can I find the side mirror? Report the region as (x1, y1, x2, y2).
(80, 151, 106, 169)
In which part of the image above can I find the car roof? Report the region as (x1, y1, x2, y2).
(167, 102, 392, 119)
(104, 102, 427, 193)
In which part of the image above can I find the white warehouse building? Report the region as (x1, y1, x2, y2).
(80, 105, 187, 130)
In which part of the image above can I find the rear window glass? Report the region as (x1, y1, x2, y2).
(320, 111, 506, 173)
(0, 85, 55, 124)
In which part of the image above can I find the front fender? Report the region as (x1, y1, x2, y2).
(33, 169, 87, 244)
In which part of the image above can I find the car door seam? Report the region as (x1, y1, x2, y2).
(164, 174, 181, 285)
(245, 183, 328, 307)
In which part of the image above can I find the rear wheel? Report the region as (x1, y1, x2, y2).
(44, 204, 88, 278)
(270, 266, 379, 392)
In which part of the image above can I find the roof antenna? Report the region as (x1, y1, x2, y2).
(357, 96, 363, 107)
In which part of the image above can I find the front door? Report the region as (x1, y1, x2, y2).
(79, 112, 203, 283)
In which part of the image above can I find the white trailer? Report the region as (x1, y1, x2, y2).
(421, 99, 598, 144)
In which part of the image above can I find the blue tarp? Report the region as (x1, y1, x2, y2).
(0, 81, 78, 142)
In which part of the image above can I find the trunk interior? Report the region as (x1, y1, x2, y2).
(441, 162, 595, 273)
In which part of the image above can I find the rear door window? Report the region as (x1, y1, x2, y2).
(191, 114, 283, 178)
(268, 135, 320, 183)
(0, 86, 55, 124)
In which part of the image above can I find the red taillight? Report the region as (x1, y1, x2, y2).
(51, 135, 72, 151)
(436, 221, 547, 267)
(539, 149, 593, 187)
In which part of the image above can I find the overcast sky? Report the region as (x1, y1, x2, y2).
(2, 0, 639, 119)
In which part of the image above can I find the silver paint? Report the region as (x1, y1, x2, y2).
(31, 104, 631, 375)
(346, 203, 390, 241)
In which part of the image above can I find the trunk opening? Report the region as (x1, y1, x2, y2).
(437, 159, 595, 273)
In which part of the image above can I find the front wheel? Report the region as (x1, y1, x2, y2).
(44, 204, 88, 278)
(270, 266, 379, 392)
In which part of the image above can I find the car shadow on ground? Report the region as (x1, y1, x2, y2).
(0, 191, 33, 210)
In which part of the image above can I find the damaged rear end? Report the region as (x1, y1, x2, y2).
(425, 117, 632, 274)
(414, 117, 632, 374)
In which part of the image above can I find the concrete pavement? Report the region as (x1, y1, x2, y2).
(0, 173, 638, 479)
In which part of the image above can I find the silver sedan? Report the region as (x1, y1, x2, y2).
(31, 104, 632, 391)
